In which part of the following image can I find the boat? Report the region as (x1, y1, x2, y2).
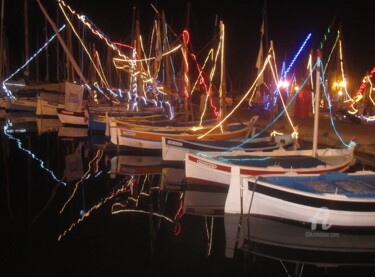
(185, 144, 356, 188)
(225, 168, 375, 229)
(185, 49, 357, 187)
(87, 103, 167, 133)
(108, 116, 257, 152)
(57, 82, 88, 126)
(7, 90, 37, 112)
(36, 85, 66, 117)
(161, 121, 295, 163)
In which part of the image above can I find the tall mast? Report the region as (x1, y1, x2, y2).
(219, 20, 227, 130)
(36, 0, 88, 85)
(24, 0, 29, 75)
(162, 10, 171, 101)
(0, 0, 4, 77)
(312, 50, 322, 157)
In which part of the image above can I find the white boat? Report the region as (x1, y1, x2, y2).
(161, 129, 294, 163)
(57, 82, 88, 126)
(185, 145, 356, 188)
(225, 167, 375, 229)
(8, 93, 37, 112)
(185, 50, 357, 188)
(36, 91, 65, 117)
(108, 115, 258, 152)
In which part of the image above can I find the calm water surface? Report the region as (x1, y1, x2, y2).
(1, 114, 375, 276)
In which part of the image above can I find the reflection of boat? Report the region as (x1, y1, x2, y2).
(4, 111, 37, 133)
(226, 169, 375, 229)
(36, 117, 62, 135)
(109, 155, 163, 177)
(58, 126, 88, 140)
(225, 214, 375, 267)
(183, 187, 228, 216)
(160, 166, 185, 191)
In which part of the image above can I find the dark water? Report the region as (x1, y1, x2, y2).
(1, 114, 375, 277)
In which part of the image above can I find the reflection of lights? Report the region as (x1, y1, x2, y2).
(3, 125, 66, 186)
(338, 90, 343, 96)
(59, 149, 104, 214)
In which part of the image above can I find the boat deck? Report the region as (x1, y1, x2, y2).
(258, 172, 375, 197)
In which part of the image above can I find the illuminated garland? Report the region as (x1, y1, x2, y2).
(2, 25, 66, 99)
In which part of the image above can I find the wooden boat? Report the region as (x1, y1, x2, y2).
(161, 126, 294, 163)
(37, 95, 65, 117)
(185, 49, 358, 188)
(7, 93, 37, 112)
(57, 82, 88, 126)
(225, 168, 375, 229)
(108, 116, 257, 152)
(87, 105, 167, 133)
(185, 146, 356, 188)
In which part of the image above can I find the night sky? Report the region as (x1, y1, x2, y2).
(4, 0, 375, 93)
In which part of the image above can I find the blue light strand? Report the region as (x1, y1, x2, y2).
(2, 25, 66, 99)
(3, 124, 66, 186)
(284, 33, 311, 78)
(319, 59, 350, 148)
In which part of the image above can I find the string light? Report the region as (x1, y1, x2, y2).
(2, 25, 66, 99)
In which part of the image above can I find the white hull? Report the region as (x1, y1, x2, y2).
(57, 108, 88, 126)
(108, 117, 255, 151)
(162, 134, 293, 162)
(36, 97, 65, 117)
(7, 98, 37, 112)
(225, 168, 375, 228)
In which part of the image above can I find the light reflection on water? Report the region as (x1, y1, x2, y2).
(1, 116, 375, 276)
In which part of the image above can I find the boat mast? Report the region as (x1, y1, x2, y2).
(0, 0, 4, 78)
(24, 0, 29, 75)
(312, 50, 321, 157)
(36, 0, 89, 85)
(219, 20, 227, 130)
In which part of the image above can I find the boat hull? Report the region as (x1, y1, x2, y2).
(57, 108, 88, 126)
